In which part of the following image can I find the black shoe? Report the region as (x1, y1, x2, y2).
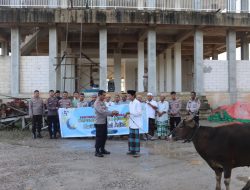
(32, 133, 36, 139)
(37, 134, 42, 138)
(95, 152, 104, 157)
(101, 150, 110, 154)
(133, 153, 140, 158)
(127, 151, 135, 155)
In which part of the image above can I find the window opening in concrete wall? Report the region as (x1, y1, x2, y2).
(121, 78, 125, 92)
(236, 0, 241, 13)
(0, 42, 2, 55)
(218, 47, 248, 60)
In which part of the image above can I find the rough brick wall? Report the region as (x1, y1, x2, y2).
(20, 56, 49, 93)
(204, 60, 250, 92)
(236, 60, 250, 91)
(0, 56, 10, 94)
(204, 60, 228, 92)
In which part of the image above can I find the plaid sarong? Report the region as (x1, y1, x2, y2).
(156, 120, 169, 137)
(128, 128, 140, 153)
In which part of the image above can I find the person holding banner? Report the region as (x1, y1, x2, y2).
(113, 94, 121, 105)
(59, 91, 72, 108)
(46, 90, 59, 139)
(156, 94, 169, 140)
(29, 90, 44, 139)
(94, 90, 118, 157)
(71, 91, 80, 108)
(105, 94, 114, 107)
(145, 93, 158, 140)
(77, 93, 88, 108)
(126, 90, 142, 158)
(88, 94, 97, 107)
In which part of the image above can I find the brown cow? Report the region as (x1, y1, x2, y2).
(174, 117, 250, 190)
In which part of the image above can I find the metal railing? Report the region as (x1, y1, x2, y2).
(0, 0, 246, 13)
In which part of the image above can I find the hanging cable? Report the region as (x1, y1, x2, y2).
(35, 27, 38, 56)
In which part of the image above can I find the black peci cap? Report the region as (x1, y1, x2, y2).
(127, 90, 136, 96)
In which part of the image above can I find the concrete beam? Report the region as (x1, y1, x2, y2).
(68, 34, 138, 43)
(1, 9, 250, 27)
(21, 28, 48, 55)
(138, 30, 148, 42)
(167, 30, 194, 49)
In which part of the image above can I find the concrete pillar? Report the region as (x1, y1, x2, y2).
(194, 29, 204, 94)
(138, 0, 144, 10)
(99, 27, 107, 90)
(159, 53, 165, 92)
(137, 41, 144, 92)
(11, 28, 20, 96)
(174, 42, 182, 92)
(114, 50, 121, 92)
(48, 0, 57, 8)
(166, 49, 172, 92)
(147, 0, 156, 9)
(156, 56, 160, 93)
(147, 29, 157, 95)
(241, 33, 249, 60)
(60, 42, 75, 93)
(194, 0, 202, 10)
(227, 0, 236, 12)
(226, 30, 237, 103)
(61, 0, 68, 8)
(125, 61, 136, 91)
(49, 27, 58, 91)
(3, 42, 8, 56)
(212, 49, 218, 60)
(99, 0, 106, 7)
(0, 42, 3, 56)
(175, 0, 181, 9)
(241, 0, 249, 12)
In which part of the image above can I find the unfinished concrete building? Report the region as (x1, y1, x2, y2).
(0, 0, 249, 107)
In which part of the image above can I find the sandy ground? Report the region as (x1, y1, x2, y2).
(0, 121, 249, 190)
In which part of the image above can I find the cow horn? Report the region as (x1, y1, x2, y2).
(185, 116, 196, 128)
